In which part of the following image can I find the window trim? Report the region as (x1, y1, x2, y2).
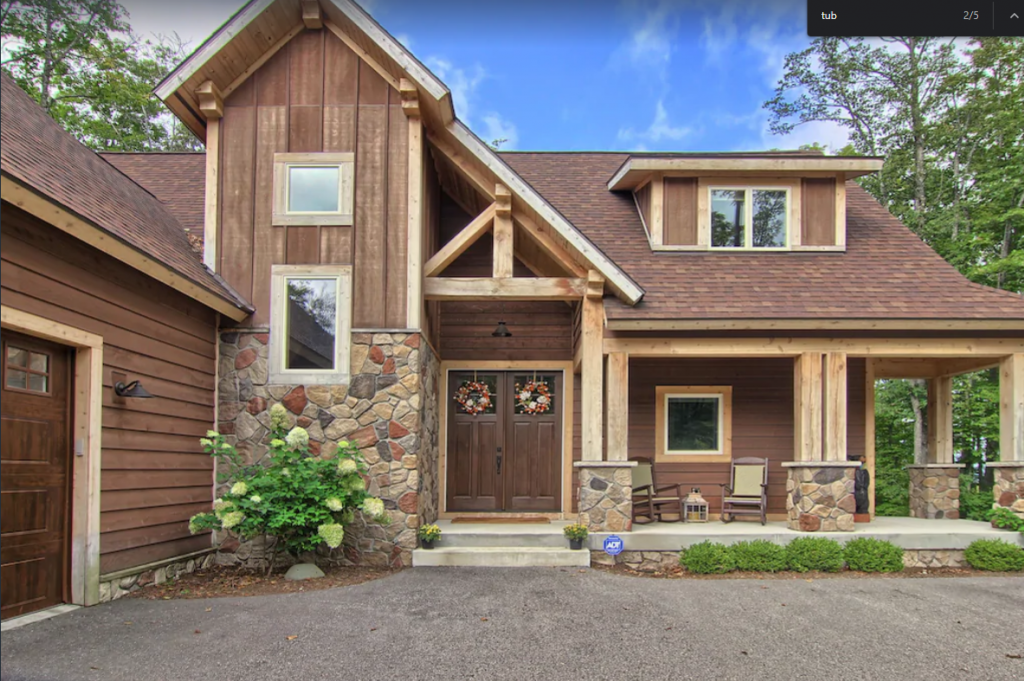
(272, 152, 354, 226)
(708, 185, 791, 251)
(269, 265, 353, 385)
(654, 385, 733, 464)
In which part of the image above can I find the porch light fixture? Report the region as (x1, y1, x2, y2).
(491, 321, 512, 338)
(114, 380, 154, 399)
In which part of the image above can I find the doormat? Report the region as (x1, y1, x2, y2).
(451, 517, 552, 525)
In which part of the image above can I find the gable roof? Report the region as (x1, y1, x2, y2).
(501, 152, 1024, 329)
(0, 73, 252, 320)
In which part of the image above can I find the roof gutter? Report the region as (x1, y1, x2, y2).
(605, 318, 1024, 332)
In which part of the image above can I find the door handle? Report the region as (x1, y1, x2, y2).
(496, 446, 503, 475)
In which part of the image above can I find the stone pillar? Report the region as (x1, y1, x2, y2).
(989, 463, 1024, 518)
(784, 462, 858, 532)
(906, 464, 964, 519)
(575, 462, 635, 532)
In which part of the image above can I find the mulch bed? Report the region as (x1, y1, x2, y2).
(593, 564, 1024, 580)
(129, 565, 402, 600)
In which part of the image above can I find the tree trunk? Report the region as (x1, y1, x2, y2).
(908, 38, 927, 231)
(910, 380, 928, 465)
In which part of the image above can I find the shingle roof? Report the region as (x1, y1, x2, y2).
(500, 152, 1024, 323)
(0, 73, 249, 313)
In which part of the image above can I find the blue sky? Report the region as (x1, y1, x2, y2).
(123, 0, 849, 153)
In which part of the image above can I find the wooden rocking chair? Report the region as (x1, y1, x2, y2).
(720, 457, 769, 525)
(630, 457, 685, 523)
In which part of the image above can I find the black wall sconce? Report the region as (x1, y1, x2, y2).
(491, 321, 512, 338)
(114, 380, 154, 399)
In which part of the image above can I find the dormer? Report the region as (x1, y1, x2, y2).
(608, 153, 884, 252)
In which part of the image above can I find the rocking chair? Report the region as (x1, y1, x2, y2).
(720, 457, 769, 525)
(630, 457, 685, 523)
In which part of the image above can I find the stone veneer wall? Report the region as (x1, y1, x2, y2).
(576, 465, 633, 532)
(416, 342, 440, 526)
(100, 552, 216, 602)
(785, 465, 857, 532)
(216, 330, 430, 568)
(992, 465, 1024, 518)
(907, 465, 962, 520)
(592, 549, 967, 572)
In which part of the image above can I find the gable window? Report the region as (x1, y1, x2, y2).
(654, 386, 733, 463)
(710, 187, 788, 249)
(270, 265, 352, 385)
(273, 153, 354, 226)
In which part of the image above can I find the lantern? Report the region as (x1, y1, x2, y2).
(684, 488, 709, 523)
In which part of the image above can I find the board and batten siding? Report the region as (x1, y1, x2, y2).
(1, 204, 218, 574)
(218, 27, 408, 328)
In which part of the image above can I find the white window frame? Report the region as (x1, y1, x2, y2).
(655, 385, 733, 463)
(273, 152, 354, 226)
(269, 265, 352, 385)
(708, 185, 790, 250)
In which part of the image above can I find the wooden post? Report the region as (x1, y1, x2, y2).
(927, 376, 954, 464)
(649, 173, 664, 246)
(865, 359, 876, 517)
(606, 352, 628, 462)
(402, 79, 423, 329)
(301, 0, 323, 29)
(203, 118, 220, 272)
(824, 352, 847, 462)
(793, 353, 824, 462)
(581, 271, 604, 461)
(493, 184, 513, 278)
(1001, 354, 1024, 462)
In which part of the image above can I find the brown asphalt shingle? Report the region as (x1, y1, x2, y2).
(500, 152, 1024, 322)
(0, 73, 249, 312)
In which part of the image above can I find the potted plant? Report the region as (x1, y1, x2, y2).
(564, 522, 589, 550)
(418, 524, 442, 549)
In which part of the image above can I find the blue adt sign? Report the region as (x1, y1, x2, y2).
(603, 535, 624, 556)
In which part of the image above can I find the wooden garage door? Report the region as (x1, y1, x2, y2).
(1, 331, 71, 621)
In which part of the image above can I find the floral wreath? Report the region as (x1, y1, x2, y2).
(515, 379, 552, 415)
(454, 381, 493, 415)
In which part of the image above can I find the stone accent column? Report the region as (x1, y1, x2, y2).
(575, 462, 635, 532)
(784, 462, 858, 532)
(989, 463, 1024, 518)
(906, 464, 964, 519)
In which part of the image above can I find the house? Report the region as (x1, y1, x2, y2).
(2, 0, 1022, 617)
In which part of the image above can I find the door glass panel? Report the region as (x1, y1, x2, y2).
(7, 347, 27, 368)
(453, 375, 498, 415)
(28, 374, 48, 393)
(6, 369, 28, 390)
(29, 353, 49, 373)
(513, 374, 557, 415)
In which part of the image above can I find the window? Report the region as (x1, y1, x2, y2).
(270, 265, 352, 385)
(654, 386, 732, 463)
(4, 344, 51, 394)
(710, 187, 788, 249)
(273, 153, 354, 226)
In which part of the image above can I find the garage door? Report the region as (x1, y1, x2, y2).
(1, 331, 71, 621)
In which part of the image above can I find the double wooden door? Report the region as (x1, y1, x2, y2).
(446, 371, 562, 513)
(1, 331, 72, 621)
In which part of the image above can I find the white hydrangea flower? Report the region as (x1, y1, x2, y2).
(249, 495, 262, 504)
(213, 498, 234, 515)
(188, 517, 203, 535)
(270, 439, 286, 449)
(206, 430, 219, 439)
(285, 427, 309, 450)
(348, 476, 366, 492)
(338, 458, 357, 475)
(220, 511, 244, 529)
(282, 468, 290, 477)
(199, 438, 213, 448)
(318, 523, 345, 549)
(269, 403, 289, 430)
(230, 481, 248, 497)
(338, 440, 351, 449)
(361, 497, 385, 519)
(326, 497, 344, 512)
(219, 442, 232, 451)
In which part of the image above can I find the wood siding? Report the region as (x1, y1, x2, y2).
(801, 178, 836, 246)
(218, 27, 408, 328)
(634, 182, 651, 234)
(1, 205, 218, 574)
(664, 177, 698, 245)
(625, 358, 866, 515)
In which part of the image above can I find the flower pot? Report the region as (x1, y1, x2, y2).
(421, 539, 436, 550)
(569, 538, 585, 551)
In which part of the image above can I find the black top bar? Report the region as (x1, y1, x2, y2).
(808, 1, 1023, 37)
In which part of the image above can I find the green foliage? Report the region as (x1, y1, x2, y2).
(680, 541, 736, 575)
(190, 404, 390, 558)
(563, 523, 589, 541)
(843, 538, 905, 573)
(964, 539, 1024, 572)
(785, 537, 846, 573)
(987, 508, 1024, 534)
(729, 540, 788, 573)
(959, 475, 995, 522)
(418, 524, 442, 542)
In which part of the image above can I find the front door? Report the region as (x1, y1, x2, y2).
(446, 371, 563, 513)
(0, 331, 72, 621)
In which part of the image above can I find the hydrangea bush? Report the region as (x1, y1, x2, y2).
(190, 404, 391, 562)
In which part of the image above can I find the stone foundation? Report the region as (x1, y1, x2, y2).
(100, 551, 216, 602)
(785, 463, 857, 532)
(990, 463, 1024, 518)
(907, 465, 963, 520)
(902, 549, 966, 569)
(416, 342, 440, 526)
(593, 548, 969, 572)
(217, 330, 432, 568)
(576, 463, 634, 532)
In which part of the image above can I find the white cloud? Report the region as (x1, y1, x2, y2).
(482, 113, 519, 151)
(424, 56, 520, 150)
(612, 0, 677, 82)
(394, 33, 413, 49)
(618, 100, 694, 147)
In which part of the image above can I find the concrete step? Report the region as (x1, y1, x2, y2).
(437, 532, 569, 549)
(413, 547, 591, 568)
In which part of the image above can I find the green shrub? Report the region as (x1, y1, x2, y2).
(680, 541, 736, 574)
(785, 537, 846, 573)
(843, 538, 905, 573)
(730, 540, 788, 573)
(959, 476, 994, 522)
(986, 508, 1024, 534)
(964, 539, 1024, 572)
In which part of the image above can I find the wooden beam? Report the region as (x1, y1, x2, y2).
(427, 133, 495, 201)
(603, 338, 1024, 358)
(586, 270, 604, 300)
(927, 376, 954, 464)
(515, 212, 587, 278)
(203, 118, 220, 272)
(423, 204, 496, 278)
(222, 24, 304, 99)
(301, 0, 323, 28)
(649, 173, 664, 246)
(872, 357, 1002, 379)
(606, 352, 629, 461)
(794, 353, 824, 462)
(865, 359, 876, 517)
(195, 80, 223, 119)
(406, 114, 423, 329)
(399, 78, 420, 118)
(824, 352, 847, 462)
(1001, 354, 1024, 462)
(938, 358, 1003, 377)
(492, 184, 513, 278)
(424, 277, 586, 301)
(581, 292, 604, 461)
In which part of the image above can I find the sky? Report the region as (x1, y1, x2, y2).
(121, 0, 850, 153)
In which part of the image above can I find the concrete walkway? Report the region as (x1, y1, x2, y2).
(2, 569, 1022, 681)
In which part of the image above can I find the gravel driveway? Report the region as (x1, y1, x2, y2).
(2, 569, 1022, 681)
